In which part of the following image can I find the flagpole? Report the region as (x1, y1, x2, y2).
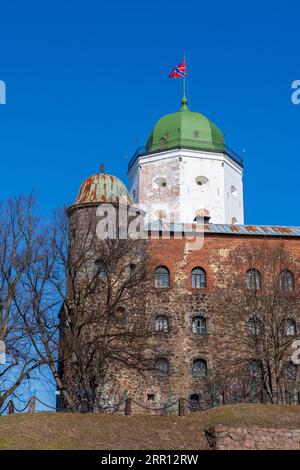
(183, 52, 186, 99)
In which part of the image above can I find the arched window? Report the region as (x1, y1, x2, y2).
(191, 267, 207, 289)
(192, 359, 207, 378)
(246, 317, 262, 336)
(128, 263, 137, 274)
(189, 393, 202, 412)
(155, 359, 169, 376)
(192, 316, 206, 335)
(280, 270, 295, 291)
(155, 266, 170, 288)
(195, 176, 208, 186)
(231, 217, 237, 225)
(155, 315, 169, 332)
(95, 259, 107, 280)
(288, 361, 297, 379)
(246, 268, 261, 290)
(285, 318, 297, 336)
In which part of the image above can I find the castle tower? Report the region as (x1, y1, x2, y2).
(60, 170, 150, 412)
(67, 171, 133, 250)
(128, 96, 244, 225)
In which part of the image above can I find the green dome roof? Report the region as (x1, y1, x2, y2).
(146, 96, 224, 153)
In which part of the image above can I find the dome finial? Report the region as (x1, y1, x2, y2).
(180, 94, 188, 111)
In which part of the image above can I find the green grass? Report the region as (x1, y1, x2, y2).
(0, 404, 300, 450)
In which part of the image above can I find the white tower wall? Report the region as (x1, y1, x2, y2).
(128, 148, 244, 225)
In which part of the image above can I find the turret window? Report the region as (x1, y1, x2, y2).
(114, 306, 127, 322)
(127, 263, 137, 277)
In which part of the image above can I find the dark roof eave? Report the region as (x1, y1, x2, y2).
(128, 144, 243, 171)
(145, 222, 300, 238)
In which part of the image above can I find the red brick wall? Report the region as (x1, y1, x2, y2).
(148, 233, 300, 293)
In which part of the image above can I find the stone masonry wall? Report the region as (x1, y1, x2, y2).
(205, 425, 300, 450)
(62, 202, 300, 414)
(99, 233, 300, 414)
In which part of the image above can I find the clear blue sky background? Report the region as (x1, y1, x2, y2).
(0, 1, 300, 225)
(0, 0, 299, 411)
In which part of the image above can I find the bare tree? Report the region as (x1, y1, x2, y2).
(27, 206, 154, 412)
(211, 242, 300, 404)
(0, 196, 46, 412)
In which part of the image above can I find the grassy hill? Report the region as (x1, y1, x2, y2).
(1, 404, 300, 450)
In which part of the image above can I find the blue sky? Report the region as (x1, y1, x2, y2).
(0, 0, 299, 412)
(0, 0, 299, 227)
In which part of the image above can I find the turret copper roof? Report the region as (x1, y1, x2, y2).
(73, 173, 132, 206)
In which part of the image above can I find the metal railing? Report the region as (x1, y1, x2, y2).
(2, 386, 299, 416)
(128, 139, 244, 170)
